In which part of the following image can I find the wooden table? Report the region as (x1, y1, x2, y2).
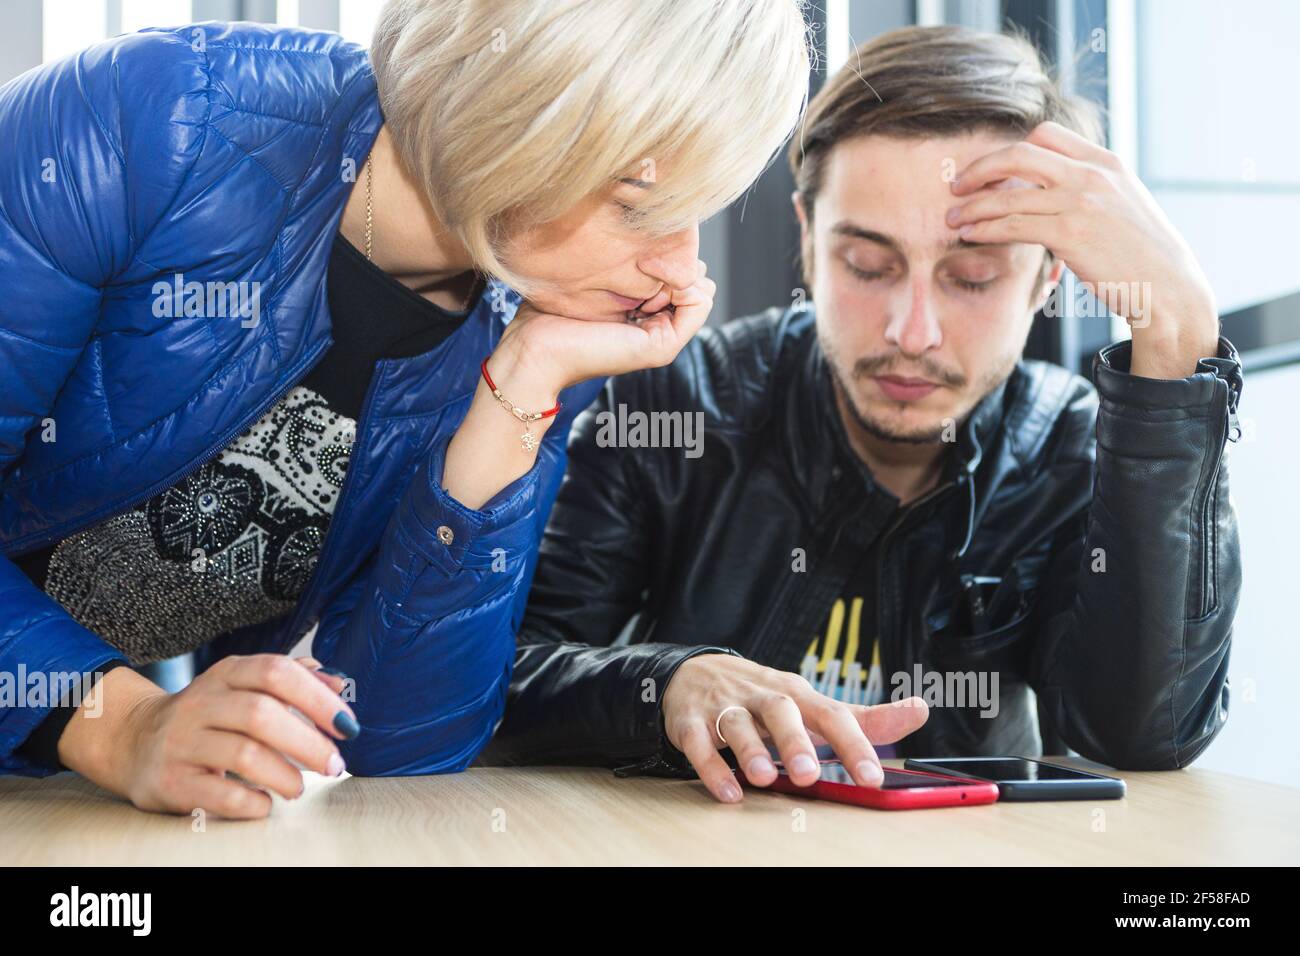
(2, 758, 1296, 866)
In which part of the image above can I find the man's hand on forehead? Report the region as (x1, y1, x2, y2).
(944, 121, 1218, 378)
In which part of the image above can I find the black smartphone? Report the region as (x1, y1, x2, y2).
(903, 756, 1126, 801)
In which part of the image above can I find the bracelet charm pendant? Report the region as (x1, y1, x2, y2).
(479, 357, 562, 455)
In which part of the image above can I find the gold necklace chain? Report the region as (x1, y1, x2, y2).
(364, 153, 374, 261)
(363, 149, 475, 312)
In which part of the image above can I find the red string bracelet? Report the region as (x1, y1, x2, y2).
(480, 357, 562, 452)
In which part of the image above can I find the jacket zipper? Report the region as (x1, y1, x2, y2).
(1195, 393, 1231, 620)
(746, 506, 844, 667)
(3, 337, 332, 559)
(874, 479, 960, 700)
(278, 355, 388, 649)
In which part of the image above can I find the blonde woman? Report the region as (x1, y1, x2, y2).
(0, 0, 809, 817)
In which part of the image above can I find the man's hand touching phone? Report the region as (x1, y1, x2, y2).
(660, 653, 930, 803)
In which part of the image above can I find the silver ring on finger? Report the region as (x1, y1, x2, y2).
(714, 705, 748, 745)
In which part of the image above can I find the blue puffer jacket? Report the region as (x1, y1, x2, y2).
(0, 22, 601, 776)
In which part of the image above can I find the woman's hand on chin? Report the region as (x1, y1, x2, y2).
(499, 259, 715, 395)
(441, 260, 712, 510)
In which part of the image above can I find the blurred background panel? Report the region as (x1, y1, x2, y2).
(1, 0, 1295, 785)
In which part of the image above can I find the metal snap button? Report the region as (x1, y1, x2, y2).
(437, 525, 455, 546)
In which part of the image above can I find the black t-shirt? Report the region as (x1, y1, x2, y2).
(792, 486, 942, 759)
(800, 553, 889, 708)
(15, 234, 482, 769)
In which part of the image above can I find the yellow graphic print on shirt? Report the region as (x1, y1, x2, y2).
(800, 596, 887, 706)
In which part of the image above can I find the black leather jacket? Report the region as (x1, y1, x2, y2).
(483, 306, 1242, 773)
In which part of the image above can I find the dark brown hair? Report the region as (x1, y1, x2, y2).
(790, 25, 1104, 213)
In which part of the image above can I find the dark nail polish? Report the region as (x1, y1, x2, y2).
(333, 710, 361, 739)
(318, 666, 348, 679)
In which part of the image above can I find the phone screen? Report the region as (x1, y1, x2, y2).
(918, 758, 1100, 782)
(782, 762, 970, 789)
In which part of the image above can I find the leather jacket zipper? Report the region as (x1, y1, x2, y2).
(746, 504, 848, 667)
(1195, 391, 1232, 619)
(874, 479, 960, 691)
(1193, 352, 1243, 621)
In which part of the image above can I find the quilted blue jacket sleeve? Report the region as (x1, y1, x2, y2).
(0, 38, 207, 773)
(313, 384, 600, 776)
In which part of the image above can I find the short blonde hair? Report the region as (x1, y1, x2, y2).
(371, 0, 811, 291)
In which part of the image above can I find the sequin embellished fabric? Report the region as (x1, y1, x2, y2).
(38, 386, 355, 664)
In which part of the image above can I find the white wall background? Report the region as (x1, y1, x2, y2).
(1133, 0, 1300, 786)
(1138, 0, 1300, 315)
(1199, 363, 1300, 787)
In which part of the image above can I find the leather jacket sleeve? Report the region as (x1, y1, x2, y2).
(1028, 336, 1242, 769)
(480, 381, 737, 767)
(485, 329, 1244, 773)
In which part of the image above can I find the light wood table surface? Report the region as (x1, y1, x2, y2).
(2, 758, 1296, 866)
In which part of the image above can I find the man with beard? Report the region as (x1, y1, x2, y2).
(482, 26, 1242, 803)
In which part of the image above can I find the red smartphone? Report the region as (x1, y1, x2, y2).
(742, 759, 1000, 810)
